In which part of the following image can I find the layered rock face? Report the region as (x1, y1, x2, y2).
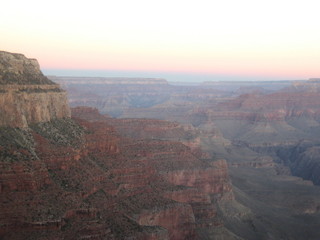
(0, 51, 70, 128)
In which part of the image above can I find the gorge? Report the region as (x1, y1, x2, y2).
(1, 51, 320, 239)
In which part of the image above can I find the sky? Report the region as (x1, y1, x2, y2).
(1, 0, 320, 81)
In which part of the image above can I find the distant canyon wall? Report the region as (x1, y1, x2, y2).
(49, 76, 169, 85)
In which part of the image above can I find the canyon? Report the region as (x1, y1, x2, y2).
(1, 51, 320, 239)
(53, 74, 320, 239)
(1, 51, 235, 239)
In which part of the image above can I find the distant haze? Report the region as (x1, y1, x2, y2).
(43, 69, 305, 83)
(1, 0, 320, 79)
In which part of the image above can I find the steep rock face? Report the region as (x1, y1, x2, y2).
(0, 85, 70, 128)
(0, 51, 70, 128)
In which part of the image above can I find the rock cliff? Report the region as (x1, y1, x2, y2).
(0, 51, 70, 128)
(0, 51, 54, 85)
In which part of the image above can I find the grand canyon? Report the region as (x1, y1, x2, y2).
(1, 51, 320, 239)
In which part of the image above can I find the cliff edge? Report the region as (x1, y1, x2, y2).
(0, 51, 70, 127)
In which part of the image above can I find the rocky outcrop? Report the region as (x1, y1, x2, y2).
(0, 51, 70, 128)
(0, 51, 54, 85)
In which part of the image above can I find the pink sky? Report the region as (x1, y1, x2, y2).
(1, 0, 320, 80)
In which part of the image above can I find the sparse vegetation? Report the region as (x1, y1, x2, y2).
(30, 118, 85, 146)
(0, 127, 37, 162)
(17, 87, 63, 93)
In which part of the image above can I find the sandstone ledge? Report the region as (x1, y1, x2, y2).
(0, 85, 70, 128)
(0, 84, 63, 93)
